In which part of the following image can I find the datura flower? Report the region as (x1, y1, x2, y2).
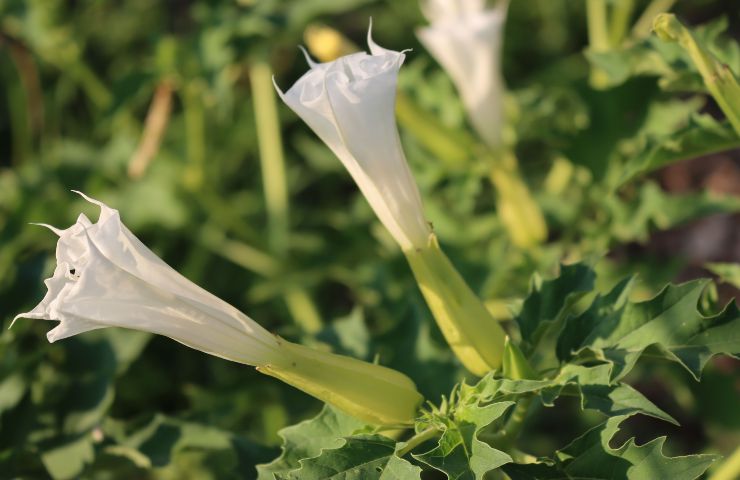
(14, 192, 422, 426)
(276, 28, 507, 376)
(274, 27, 431, 252)
(417, 0, 508, 147)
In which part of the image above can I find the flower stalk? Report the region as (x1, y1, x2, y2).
(653, 13, 740, 136)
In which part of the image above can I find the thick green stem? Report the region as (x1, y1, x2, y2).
(397, 427, 441, 457)
(182, 81, 206, 189)
(395, 93, 472, 168)
(586, 0, 612, 89)
(251, 55, 322, 333)
(608, 0, 635, 46)
(484, 395, 533, 451)
(405, 234, 507, 376)
(653, 14, 740, 136)
(250, 55, 290, 255)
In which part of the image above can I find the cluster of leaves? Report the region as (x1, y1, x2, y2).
(1, 0, 739, 478)
(259, 263, 739, 479)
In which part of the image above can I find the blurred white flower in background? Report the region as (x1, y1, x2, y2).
(418, 0, 509, 147)
(275, 27, 431, 252)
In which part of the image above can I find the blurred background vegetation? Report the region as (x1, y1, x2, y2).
(1, 0, 739, 478)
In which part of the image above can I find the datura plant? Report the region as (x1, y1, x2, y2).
(14, 192, 422, 427)
(275, 28, 507, 376)
(6, 1, 740, 480)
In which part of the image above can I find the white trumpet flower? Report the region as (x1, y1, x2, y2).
(14, 192, 284, 365)
(14, 193, 423, 426)
(275, 27, 431, 252)
(278, 26, 508, 375)
(417, 0, 509, 147)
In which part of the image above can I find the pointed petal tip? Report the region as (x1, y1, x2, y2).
(9, 314, 24, 330)
(71, 190, 102, 206)
(297, 45, 319, 69)
(29, 222, 65, 236)
(366, 17, 376, 52)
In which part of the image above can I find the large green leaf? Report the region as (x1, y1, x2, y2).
(560, 279, 740, 380)
(282, 434, 421, 480)
(257, 405, 365, 480)
(557, 415, 718, 480)
(515, 263, 596, 356)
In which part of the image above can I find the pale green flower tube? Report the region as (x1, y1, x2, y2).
(14, 192, 422, 426)
(405, 234, 507, 375)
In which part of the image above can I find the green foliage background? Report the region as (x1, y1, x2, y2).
(1, 0, 739, 478)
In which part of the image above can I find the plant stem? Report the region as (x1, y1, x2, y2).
(608, 0, 635, 46)
(586, 0, 612, 89)
(250, 55, 290, 256)
(586, 0, 610, 50)
(182, 80, 205, 190)
(483, 395, 533, 451)
(653, 14, 740, 136)
(709, 445, 740, 480)
(397, 427, 441, 457)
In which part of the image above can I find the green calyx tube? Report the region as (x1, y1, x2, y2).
(258, 340, 424, 427)
(404, 234, 507, 376)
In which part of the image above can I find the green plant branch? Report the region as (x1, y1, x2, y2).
(654, 14, 740, 136)
(586, 0, 611, 89)
(250, 55, 290, 256)
(397, 427, 441, 457)
(608, 0, 635, 46)
(483, 395, 534, 452)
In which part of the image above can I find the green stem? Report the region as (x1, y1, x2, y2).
(586, 0, 610, 50)
(284, 288, 323, 334)
(70, 62, 112, 110)
(397, 427, 441, 457)
(250, 55, 290, 255)
(653, 14, 740, 136)
(182, 81, 206, 190)
(586, 0, 611, 89)
(198, 226, 279, 277)
(483, 396, 533, 451)
(709, 445, 740, 480)
(395, 93, 472, 168)
(608, 0, 635, 46)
